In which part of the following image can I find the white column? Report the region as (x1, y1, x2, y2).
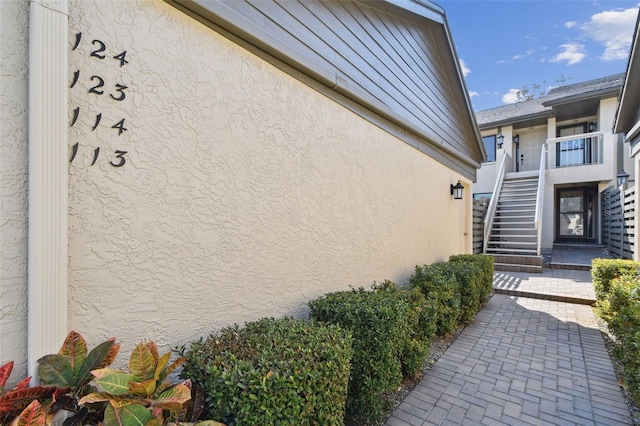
(28, 0, 68, 380)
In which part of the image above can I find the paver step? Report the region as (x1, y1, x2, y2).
(492, 263, 543, 274)
(492, 287, 594, 303)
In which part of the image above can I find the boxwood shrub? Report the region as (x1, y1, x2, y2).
(450, 254, 494, 306)
(309, 286, 425, 425)
(178, 317, 352, 426)
(604, 275, 640, 407)
(592, 258, 640, 300)
(410, 262, 461, 335)
(372, 280, 437, 378)
(448, 261, 482, 323)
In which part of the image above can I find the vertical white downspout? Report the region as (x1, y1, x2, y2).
(28, 0, 68, 380)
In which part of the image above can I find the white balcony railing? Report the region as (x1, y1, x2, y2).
(546, 132, 603, 168)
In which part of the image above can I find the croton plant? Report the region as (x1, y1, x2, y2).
(0, 331, 202, 426)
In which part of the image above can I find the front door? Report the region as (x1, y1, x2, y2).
(555, 187, 596, 241)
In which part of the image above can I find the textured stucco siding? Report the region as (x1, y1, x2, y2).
(0, 0, 29, 383)
(65, 0, 470, 358)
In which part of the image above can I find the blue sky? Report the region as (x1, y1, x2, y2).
(436, 1, 639, 112)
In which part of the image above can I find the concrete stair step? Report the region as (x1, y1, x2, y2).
(489, 254, 543, 273)
(486, 247, 538, 255)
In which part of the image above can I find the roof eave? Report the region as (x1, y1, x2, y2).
(614, 12, 640, 134)
(543, 87, 622, 108)
(372, 0, 485, 162)
(477, 110, 554, 130)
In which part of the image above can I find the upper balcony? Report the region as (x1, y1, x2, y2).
(546, 131, 603, 169)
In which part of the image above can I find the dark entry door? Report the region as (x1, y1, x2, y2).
(556, 187, 595, 241)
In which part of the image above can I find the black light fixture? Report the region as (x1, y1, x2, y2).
(450, 181, 464, 200)
(588, 122, 597, 132)
(496, 128, 504, 149)
(513, 134, 520, 144)
(617, 170, 630, 187)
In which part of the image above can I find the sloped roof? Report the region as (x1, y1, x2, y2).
(544, 73, 625, 105)
(474, 98, 549, 128)
(476, 73, 625, 128)
(614, 11, 640, 135)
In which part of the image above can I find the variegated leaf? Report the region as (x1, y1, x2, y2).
(99, 340, 121, 369)
(75, 339, 116, 388)
(153, 353, 170, 383)
(9, 400, 45, 426)
(89, 368, 124, 380)
(129, 379, 156, 398)
(58, 331, 87, 378)
(129, 344, 155, 381)
(95, 372, 135, 395)
(37, 355, 73, 388)
(0, 362, 13, 388)
(146, 342, 159, 365)
(103, 402, 152, 426)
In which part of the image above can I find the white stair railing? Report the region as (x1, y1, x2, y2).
(483, 151, 509, 253)
(534, 146, 546, 255)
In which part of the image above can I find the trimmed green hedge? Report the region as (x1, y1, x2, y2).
(448, 261, 482, 323)
(449, 254, 494, 306)
(372, 281, 437, 378)
(308, 284, 435, 425)
(410, 262, 461, 335)
(604, 275, 640, 407)
(593, 258, 640, 409)
(179, 317, 352, 426)
(592, 258, 640, 300)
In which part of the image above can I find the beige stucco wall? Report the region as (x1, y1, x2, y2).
(0, 0, 29, 382)
(66, 0, 470, 357)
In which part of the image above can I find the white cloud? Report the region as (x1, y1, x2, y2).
(565, 21, 577, 29)
(502, 89, 520, 104)
(468, 90, 479, 98)
(550, 43, 586, 65)
(582, 6, 639, 61)
(512, 49, 535, 60)
(459, 58, 471, 77)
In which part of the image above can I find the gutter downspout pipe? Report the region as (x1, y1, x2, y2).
(28, 0, 68, 381)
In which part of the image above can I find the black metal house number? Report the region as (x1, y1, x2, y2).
(69, 32, 130, 168)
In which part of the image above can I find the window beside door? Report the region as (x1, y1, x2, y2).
(482, 135, 496, 163)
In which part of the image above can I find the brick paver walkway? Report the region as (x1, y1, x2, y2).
(493, 269, 596, 305)
(385, 288, 632, 425)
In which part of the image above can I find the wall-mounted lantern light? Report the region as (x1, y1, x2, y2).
(496, 127, 504, 149)
(451, 181, 464, 200)
(617, 170, 630, 187)
(513, 134, 520, 144)
(588, 122, 597, 132)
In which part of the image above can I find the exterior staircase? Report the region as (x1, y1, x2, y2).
(485, 173, 543, 273)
